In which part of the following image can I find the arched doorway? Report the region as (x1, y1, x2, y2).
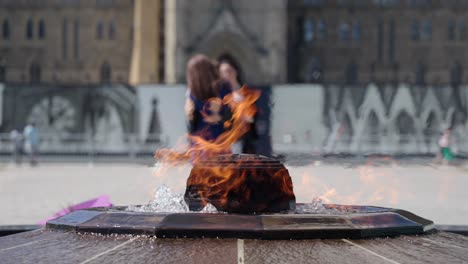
(29, 62, 41, 83)
(396, 111, 415, 144)
(218, 53, 244, 84)
(100, 61, 111, 83)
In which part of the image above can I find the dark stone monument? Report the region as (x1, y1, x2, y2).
(184, 154, 296, 213)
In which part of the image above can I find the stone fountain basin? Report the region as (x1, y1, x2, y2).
(46, 204, 434, 239)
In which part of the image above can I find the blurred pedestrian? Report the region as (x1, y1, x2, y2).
(10, 128, 24, 165)
(219, 58, 258, 154)
(185, 54, 231, 143)
(438, 128, 453, 165)
(24, 123, 39, 166)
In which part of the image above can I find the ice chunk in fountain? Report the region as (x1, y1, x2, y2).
(295, 197, 327, 214)
(201, 203, 218, 213)
(127, 185, 189, 213)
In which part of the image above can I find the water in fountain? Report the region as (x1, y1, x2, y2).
(126, 185, 218, 213)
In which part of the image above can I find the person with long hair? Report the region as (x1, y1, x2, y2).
(185, 54, 231, 142)
(219, 57, 258, 154)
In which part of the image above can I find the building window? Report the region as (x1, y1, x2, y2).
(411, 20, 419, 41)
(74, 20, 80, 59)
(459, 21, 466, 41)
(396, 111, 415, 144)
(26, 19, 33, 39)
(305, 57, 322, 83)
(62, 19, 68, 59)
(317, 20, 327, 40)
(304, 18, 314, 42)
(389, 19, 395, 62)
(29, 62, 41, 83)
(377, 19, 384, 62)
(448, 20, 456, 41)
(339, 22, 351, 41)
(421, 19, 432, 41)
(100, 61, 111, 82)
(352, 20, 361, 41)
(2, 20, 10, 39)
(415, 62, 426, 85)
(108, 20, 115, 40)
(373, 0, 399, 6)
(96, 20, 104, 40)
(38, 19, 45, 39)
(345, 61, 358, 84)
(303, 0, 325, 6)
(0, 64, 5, 82)
(450, 62, 463, 86)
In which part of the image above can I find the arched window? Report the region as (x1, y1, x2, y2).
(345, 61, 358, 84)
(339, 22, 351, 41)
(217, 53, 244, 84)
(450, 61, 463, 86)
(411, 20, 420, 41)
(448, 20, 456, 41)
(389, 19, 395, 62)
(29, 62, 41, 83)
(26, 19, 33, 39)
(304, 18, 314, 42)
(415, 62, 426, 86)
(62, 19, 68, 59)
(396, 111, 415, 144)
(100, 61, 111, 82)
(352, 20, 361, 41)
(423, 112, 439, 147)
(306, 57, 322, 83)
(2, 19, 10, 39)
(317, 20, 327, 40)
(0, 64, 6, 82)
(340, 113, 353, 145)
(365, 111, 380, 145)
(96, 20, 104, 40)
(421, 19, 432, 41)
(377, 19, 384, 61)
(108, 20, 115, 40)
(459, 20, 466, 40)
(38, 19, 45, 39)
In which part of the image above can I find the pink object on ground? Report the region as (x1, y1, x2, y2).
(37, 195, 113, 225)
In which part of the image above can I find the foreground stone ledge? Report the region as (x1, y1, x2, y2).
(46, 204, 434, 239)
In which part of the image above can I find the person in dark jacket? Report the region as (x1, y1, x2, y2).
(218, 57, 258, 154)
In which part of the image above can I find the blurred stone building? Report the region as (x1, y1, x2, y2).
(165, 0, 287, 84)
(0, 0, 165, 85)
(288, 0, 468, 85)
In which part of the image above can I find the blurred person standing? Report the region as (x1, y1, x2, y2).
(219, 58, 258, 154)
(438, 128, 453, 165)
(185, 54, 231, 144)
(24, 123, 39, 166)
(10, 128, 24, 165)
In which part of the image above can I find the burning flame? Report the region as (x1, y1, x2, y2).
(154, 86, 295, 213)
(155, 86, 261, 164)
(185, 157, 295, 213)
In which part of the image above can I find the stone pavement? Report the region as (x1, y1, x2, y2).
(0, 161, 467, 226)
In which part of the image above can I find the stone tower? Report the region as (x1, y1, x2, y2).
(130, 0, 164, 84)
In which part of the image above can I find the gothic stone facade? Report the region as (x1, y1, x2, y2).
(288, 0, 468, 85)
(171, 0, 287, 85)
(0, 0, 134, 84)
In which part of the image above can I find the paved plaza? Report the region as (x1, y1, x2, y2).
(0, 160, 467, 226)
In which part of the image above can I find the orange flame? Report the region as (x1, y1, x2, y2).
(155, 86, 261, 164)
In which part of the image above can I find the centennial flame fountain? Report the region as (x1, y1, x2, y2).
(4, 86, 465, 264)
(44, 154, 434, 239)
(46, 86, 434, 239)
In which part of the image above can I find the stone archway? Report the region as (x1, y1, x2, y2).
(197, 32, 263, 84)
(218, 53, 244, 84)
